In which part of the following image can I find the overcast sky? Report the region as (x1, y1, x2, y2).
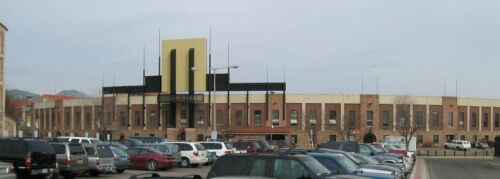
(1, 0, 500, 98)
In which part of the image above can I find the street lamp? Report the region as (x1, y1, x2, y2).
(211, 65, 238, 140)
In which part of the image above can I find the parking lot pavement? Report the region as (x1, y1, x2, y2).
(75, 165, 211, 179)
(424, 158, 500, 179)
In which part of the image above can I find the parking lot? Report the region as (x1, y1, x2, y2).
(74, 166, 211, 179)
(425, 158, 500, 179)
(416, 148, 494, 157)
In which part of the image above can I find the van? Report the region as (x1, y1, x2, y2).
(50, 143, 88, 179)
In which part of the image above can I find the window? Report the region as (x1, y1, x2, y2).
(495, 113, 500, 128)
(216, 110, 223, 125)
(460, 135, 465, 141)
(135, 111, 141, 127)
(249, 158, 267, 177)
(447, 112, 453, 127)
(329, 135, 336, 142)
(290, 110, 298, 125)
(400, 111, 407, 128)
(75, 112, 81, 127)
(86, 112, 91, 129)
(197, 111, 204, 127)
(235, 110, 242, 127)
(416, 111, 424, 128)
(366, 111, 373, 127)
(432, 112, 439, 127)
(273, 159, 307, 179)
(471, 113, 477, 128)
(459, 112, 465, 127)
(272, 110, 279, 126)
(107, 111, 112, 125)
(382, 111, 389, 127)
(310, 110, 317, 125)
(485, 135, 489, 141)
(417, 135, 423, 144)
(254, 110, 262, 127)
(483, 113, 489, 128)
(348, 111, 356, 129)
(65, 112, 71, 129)
(120, 112, 127, 126)
(433, 135, 439, 144)
(329, 110, 337, 125)
(181, 110, 187, 124)
(473, 135, 478, 142)
(150, 111, 156, 128)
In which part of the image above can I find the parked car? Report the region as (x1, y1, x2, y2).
(103, 142, 129, 150)
(125, 147, 173, 171)
(444, 140, 471, 150)
(319, 142, 360, 153)
(0, 138, 59, 179)
(109, 146, 130, 173)
(352, 153, 407, 176)
(372, 144, 407, 156)
(0, 161, 16, 179)
(199, 142, 234, 157)
(255, 141, 273, 152)
(474, 141, 489, 149)
(57, 137, 103, 144)
(225, 142, 247, 154)
(231, 141, 262, 153)
(129, 173, 202, 179)
(138, 143, 182, 166)
(130, 136, 170, 144)
(82, 144, 116, 176)
(115, 138, 144, 148)
(207, 153, 359, 179)
(310, 153, 397, 179)
(50, 142, 89, 179)
(163, 142, 208, 168)
(267, 140, 288, 148)
(205, 151, 217, 165)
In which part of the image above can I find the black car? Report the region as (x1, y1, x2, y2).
(319, 142, 360, 153)
(207, 153, 362, 179)
(0, 138, 59, 178)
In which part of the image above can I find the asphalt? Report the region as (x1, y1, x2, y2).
(425, 158, 500, 179)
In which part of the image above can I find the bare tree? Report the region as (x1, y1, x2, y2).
(395, 94, 421, 150)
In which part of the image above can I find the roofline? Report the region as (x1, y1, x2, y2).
(0, 22, 8, 31)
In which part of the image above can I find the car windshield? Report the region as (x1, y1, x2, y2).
(302, 157, 332, 176)
(111, 148, 128, 157)
(334, 155, 360, 174)
(384, 145, 397, 150)
(195, 144, 206, 151)
(393, 145, 402, 149)
(91, 139, 103, 144)
(224, 143, 233, 149)
(344, 152, 363, 165)
(355, 154, 379, 165)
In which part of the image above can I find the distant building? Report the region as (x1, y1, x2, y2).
(0, 22, 8, 136)
(23, 38, 500, 148)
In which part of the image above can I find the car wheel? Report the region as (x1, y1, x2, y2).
(63, 173, 76, 179)
(116, 169, 125, 173)
(191, 164, 199, 168)
(89, 170, 100, 177)
(180, 158, 190, 168)
(147, 160, 159, 171)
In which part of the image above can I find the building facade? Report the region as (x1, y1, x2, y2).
(25, 94, 500, 148)
(0, 22, 8, 136)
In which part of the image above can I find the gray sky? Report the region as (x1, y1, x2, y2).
(1, 0, 500, 98)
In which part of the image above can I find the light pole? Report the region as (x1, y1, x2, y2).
(210, 65, 238, 140)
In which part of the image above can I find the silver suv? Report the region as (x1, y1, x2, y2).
(50, 143, 89, 179)
(82, 144, 116, 177)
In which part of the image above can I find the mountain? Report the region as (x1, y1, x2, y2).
(56, 90, 90, 98)
(6, 89, 40, 100)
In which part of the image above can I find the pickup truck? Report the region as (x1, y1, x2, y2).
(444, 140, 471, 150)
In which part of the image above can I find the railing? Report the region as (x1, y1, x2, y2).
(416, 148, 494, 157)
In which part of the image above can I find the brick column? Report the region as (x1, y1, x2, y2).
(71, 107, 75, 130)
(321, 103, 325, 131)
(81, 106, 84, 131)
(426, 105, 430, 132)
(479, 107, 482, 131)
(48, 108, 52, 131)
(91, 106, 95, 130)
(410, 104, 414, 128)
(301, 102, 306, 131)
(491, 106, 494, 132)
(467, 106, 470, 131)
(393, 104, 397, 131)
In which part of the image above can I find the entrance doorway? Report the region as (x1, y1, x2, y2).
(363, 132, 377, 143)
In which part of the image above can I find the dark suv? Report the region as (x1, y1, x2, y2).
(207, 153, 360, 179)
(0, 138, 58, 178)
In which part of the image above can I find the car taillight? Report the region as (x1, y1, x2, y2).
(65, 159, 72, 165)
(7, 166, 14, 174)
(224, 150, 232, 154)
(193, 151, 199, 156)
(25, 157, 32, 168)
(114, 157, 119, 161)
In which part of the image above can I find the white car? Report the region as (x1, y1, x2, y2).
(163, 142, 208, 168)
(57, 136, 103, 144)
(444, 140, 471, 150)
(199, 142, 234, 157)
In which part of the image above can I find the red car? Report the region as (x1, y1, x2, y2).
(125, 147, 173, 171)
